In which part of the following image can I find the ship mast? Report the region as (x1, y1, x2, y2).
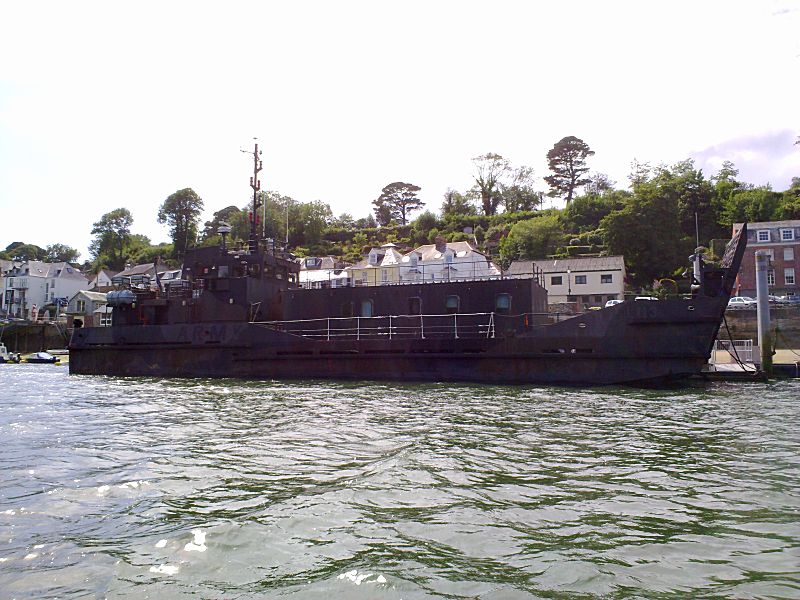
(243, 141, 263, 252)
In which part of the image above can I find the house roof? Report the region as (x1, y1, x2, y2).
(74, 291, 108, 302)
(411, 241, 479, 261)
(734, 220, 800, 231)
(116, 264, 156, 277)
(10, 261, 87, 280)
(508, 255, 625, 275)
(350, 246, 405, 269)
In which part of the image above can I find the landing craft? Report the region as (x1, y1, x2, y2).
(69, 145, 747, 385)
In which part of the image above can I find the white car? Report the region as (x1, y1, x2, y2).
(605, 299, 623, 307)
(727, 296, 756, 310)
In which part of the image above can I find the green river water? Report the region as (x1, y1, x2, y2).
(1, 365, 798, 599)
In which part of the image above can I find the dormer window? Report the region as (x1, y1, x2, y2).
(410, 253, 419, 267)
(757, 230, 770, 242)
(444, 251, 454, 264)
(781, 229, 795, 241)
(368, 250, 379, 265)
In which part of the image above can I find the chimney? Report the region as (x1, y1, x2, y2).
(435, 236, 447, 253)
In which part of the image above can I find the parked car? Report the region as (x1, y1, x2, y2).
(768, 295, 788, 304)
(727, 296, 756, 310)
(784, 295, 800, 305)
(634, 296, 658, 301)
(605, 299, 623, 307)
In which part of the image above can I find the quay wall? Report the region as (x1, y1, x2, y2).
(719, 307, 800, 348)
(0, 323, 70, 353)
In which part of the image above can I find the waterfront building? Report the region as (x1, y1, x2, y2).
(732, 220, 798, 298)
(298, 256, 351, 289)
(1, 261, 89, 320)
(507, 256, 626, 310)
(399, 239, 501, 283)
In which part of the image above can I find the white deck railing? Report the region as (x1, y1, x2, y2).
(259, 312, 498, 341)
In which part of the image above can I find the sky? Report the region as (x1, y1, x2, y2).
(1, 0, 798, 261)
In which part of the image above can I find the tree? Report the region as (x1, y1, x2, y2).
(90, 208, 133, 270)
(499, 215, 565, 265)
(501, 166, 543, 213)
(601, 181, 691, 287)
(655, 160, 718, 246)
(372, 182, 424, 226)
(441, 188, 478, 217)
(472, 153, 511, 215)
(777, 178, 800, 219)
(564, 191, 628, 233)
(720, 187, 783, 225)
(544, 136, 595, 204)
(3, 242, 46, 261)
(583, 172, 616, 196)
(158, 188, 204, 259)
(201, 205, 242, 241)
(45, 243, 80, 263)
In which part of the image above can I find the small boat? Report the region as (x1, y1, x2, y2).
(0, 343, 21, 364)
(25, 352, 60, 364)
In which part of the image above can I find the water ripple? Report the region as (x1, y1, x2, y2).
(0, 367, 798, 598)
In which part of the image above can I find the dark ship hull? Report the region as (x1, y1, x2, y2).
(69, 281, 736, 386)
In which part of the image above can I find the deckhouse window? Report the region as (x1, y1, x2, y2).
(495, 293, 511, 314)
(601, 274, 613, 284)
(551, 276, 562, 285)
(361, 299, 374, 318)
(575, 275, 587, 284)
(445, 295, 460, 314)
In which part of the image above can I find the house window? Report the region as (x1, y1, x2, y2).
(76, 300, 86, 313)
(445, 295, 460, 314)
(786, 268, 796, 285)
(575, 275, 587, 284)
(582, 295, 590, 303)
(381, 269, 388, 283)
(361, 272, 368, 285)
(551, 276, 563, 285)
(601, 274, 613, 284)
(567, 295, 577, 302)
(767, 270, 775, 286)
(784, 247, 794, 261)
(757, 230, 770, 242)
(495, 293, 511, 314)
(445, 252, 454, 264)
(361, 299, 374, 318)
(781, 229, 795, 241)
(594, 295, 603, 302)
(100, 313, 113, 327)
(409, 297, 422, 315)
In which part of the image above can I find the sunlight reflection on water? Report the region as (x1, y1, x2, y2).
(1, 366, 799, 598)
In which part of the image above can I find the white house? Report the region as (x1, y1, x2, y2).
(299, 256, 351, 289)
(399, 240, 501, 283)
(508, 256, 626, 309)
(1, 261, 89, 320)
(88, 268, 118, 291)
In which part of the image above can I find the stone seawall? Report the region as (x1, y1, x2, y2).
(719, 307, 800, 348)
